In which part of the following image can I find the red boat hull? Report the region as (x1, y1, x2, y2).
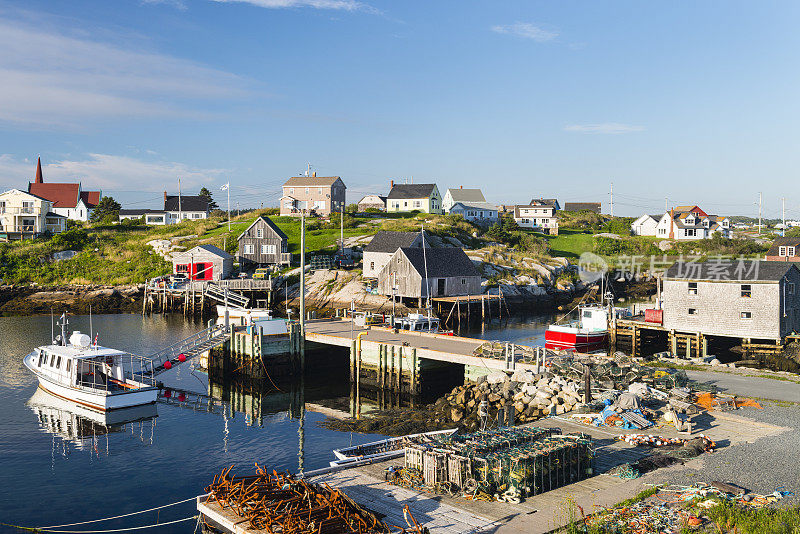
(544, 328, 608, 352)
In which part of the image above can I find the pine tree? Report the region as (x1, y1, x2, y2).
(90, 196, 121, 223)
(198, 187, 219, 210)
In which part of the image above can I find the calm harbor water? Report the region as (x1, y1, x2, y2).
(0, 312, 556, 532)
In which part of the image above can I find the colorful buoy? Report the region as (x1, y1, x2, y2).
(164, 361, 172, 370)
(178, 353, 186, 362)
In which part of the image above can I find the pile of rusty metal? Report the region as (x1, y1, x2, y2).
(204, 465, 391, 533)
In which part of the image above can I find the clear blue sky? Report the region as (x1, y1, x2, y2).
(1, 0, 798, 217)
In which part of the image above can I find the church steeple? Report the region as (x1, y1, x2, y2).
(35, 156, 43, 184)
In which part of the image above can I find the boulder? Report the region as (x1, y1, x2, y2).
(451, 408, 464, 423)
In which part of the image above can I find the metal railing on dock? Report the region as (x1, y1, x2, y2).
(142, 323, 231, 376)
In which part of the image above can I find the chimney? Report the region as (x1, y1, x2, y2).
(164, 191, 168, 202)
(312, 171, 316, 177)
(390, 179, 394, 189)
(669, 207, 675, 240)
(460, 185, 463, 189)
(35, 156, 43, 184)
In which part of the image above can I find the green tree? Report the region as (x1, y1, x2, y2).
(89, 196, 121, 223)
(198, 187, 219, 210)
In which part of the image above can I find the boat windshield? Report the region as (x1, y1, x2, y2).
(73, 353, 156, 392)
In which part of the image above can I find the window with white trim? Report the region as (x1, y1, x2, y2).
(261, 244, 276, 254)
(741, 311, 752, 319)
(243, 244, 254, 254)
(780, 246, 787, 256)
(789, 246, 796, 257)
(256, 228, 263, 238)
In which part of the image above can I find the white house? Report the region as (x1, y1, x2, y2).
(513, 202, 558, 235)
(449, 202, 499, 224)
(654, 206, 730, 240)
(0, 189, 65, 239)
(163, 193, 209, 223)
(27, 157, 101, 222)
(386, 183, 442, 214)
(631, 214, 660, 236)
(442, 188, 486, 212)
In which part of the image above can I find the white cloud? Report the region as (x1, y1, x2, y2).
(563, 123, 645, 134)
(491, 22, 558, 42)
(210, 0, 372, 11)
(0, 154, 227, 193)
(0, 14, 247, 129)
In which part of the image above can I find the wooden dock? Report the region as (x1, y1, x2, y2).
(198, 410, 788, 534)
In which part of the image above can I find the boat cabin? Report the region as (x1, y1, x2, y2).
(579, 306, 631, 331)
(392, 313, 440, 332)
(32, 332, 152, 392)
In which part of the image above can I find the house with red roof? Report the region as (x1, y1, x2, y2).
(26, 157, 102, 222)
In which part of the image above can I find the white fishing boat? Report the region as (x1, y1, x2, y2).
(23, 315, 158, 412)
(27, 387, 158, 450)
(329, 428, 457, 467)
(391, 313, 443, 333)
(216, 305, 274, 322)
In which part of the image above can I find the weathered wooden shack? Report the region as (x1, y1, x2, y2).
(362, 230, 427, 279)
(237, 216, 291, 268)
(662, 260, 800, 341)
(172, 245, 234, 281)
(376, 247, 482, 298)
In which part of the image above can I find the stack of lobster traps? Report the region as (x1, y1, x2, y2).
(403, 427, 594, 498)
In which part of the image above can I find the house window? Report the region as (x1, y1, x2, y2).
(370, 261, 374, 270)
(396, 257, 401, 264)
(790, 247, 796, 257)
(414, 200, 421, 208)
(789, 283, 796, 295)
(688, 282, 698, 295)
(256, 228, 263, 238)
(243, 244, 254, 254)
(688, 308, 698, 315)
(741, 311, 752, 319)
(461, 279, 466, 285)
(780, 246, 787, 256)
(261, 244, 276, 254)
(318, 188, 323, 195)
(685, 229, 696, 237)
(0, 201, 4, 213)
(305, 188, 309, 194)
(404, 201, 408, 207)
(741, 284, 751, 298)
(289, 188, 294, 194)
(66, 359, 71, 372)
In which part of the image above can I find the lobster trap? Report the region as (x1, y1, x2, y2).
(402, 427, 594, 498)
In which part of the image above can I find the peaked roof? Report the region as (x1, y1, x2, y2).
(28, 182, 80, 208)
(238, 215, 288, 241)
(450, 201, 498, 211)
(364, 230, 425, 253)
(283, 176, 343, 187)
(174, 244, 233, 260)
(80, 191, 101, 208)
(530, 198, 559, 208)
(35, 156, 43, 184)
(664, 260, 797, 282)
(564, 202, 601, 213)
(446, 188, 485, 203)
(767, 237, 800, 256)
(164, 195, 209, 212)
(400, 247, 481, 278)
(0, 188, 50, 202)
(387, 183, 437, 199)
(119, 209, 165, 216)
(673, 205, 708, 216)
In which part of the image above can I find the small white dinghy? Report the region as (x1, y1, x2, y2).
(23, 315, 158, 412)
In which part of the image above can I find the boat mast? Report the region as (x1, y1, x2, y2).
(58, 313, 69, 346)
(420, 223, 432, 331)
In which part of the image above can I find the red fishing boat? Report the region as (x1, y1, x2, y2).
(545, 305, 631, 352)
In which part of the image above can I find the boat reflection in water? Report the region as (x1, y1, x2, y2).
(27, 386, 158, 458)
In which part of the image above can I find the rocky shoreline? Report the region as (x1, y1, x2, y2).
(0, 285, 145, 316)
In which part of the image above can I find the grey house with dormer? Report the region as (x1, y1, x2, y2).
(362, 230, 428, 279)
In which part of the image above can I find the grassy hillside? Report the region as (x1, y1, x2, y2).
(0, 209, 772, 286)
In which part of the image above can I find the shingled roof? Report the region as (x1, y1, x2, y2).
(767, 237, 800, 257)
(164, 195, 209, 212)
(364, 231, 424, 253)
(387, 184, 437, 199)
(28, 182, 80, 208)
(564, 202, 601, 213)
(446, 188, 485, 203)
(283, 176, 342, 187)
(238, 215, 288, 241)
(401, 247, 481, 278)
(664, 260, 798, 282)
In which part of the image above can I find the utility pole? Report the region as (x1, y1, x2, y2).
(665, 197, 668, 214)
(340, 208, 344, 254)
(783, 197, 786, 237)
(299, 209, 306, 372)
(178, 177, 183, 223)
(610, 182, 613, 218)
(221, 182, 230, 232)
(758, 192, 763, 235)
